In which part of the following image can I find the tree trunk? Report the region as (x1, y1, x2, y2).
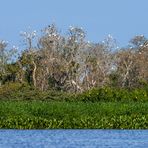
(32, 61, 37, 88)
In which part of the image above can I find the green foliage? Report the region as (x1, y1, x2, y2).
(0, 82, 148, 102)
(76, 87, 148, 102)
(0, 83, 41, 100)
(0, 82, 23, 99)
(0, 101, 148, 129)
(1, 115, 148, 129)
(0, 82, 76, 101)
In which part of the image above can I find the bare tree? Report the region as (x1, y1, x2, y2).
(0, 40, 8, 86)
(37, 24, 65, 90)
(20, 29, 38, 87)
(82, 35, 117, 90)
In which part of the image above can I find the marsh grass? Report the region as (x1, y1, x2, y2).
(0, 101, 148, 129)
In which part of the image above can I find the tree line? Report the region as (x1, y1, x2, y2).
(0, 24, 148, 92)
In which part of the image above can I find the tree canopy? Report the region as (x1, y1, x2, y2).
(0, 24, 148, 91)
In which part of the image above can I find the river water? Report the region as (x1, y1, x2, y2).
(0, 130, 148, 148)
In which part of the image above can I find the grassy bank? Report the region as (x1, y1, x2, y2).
(0, 101, 148, 129)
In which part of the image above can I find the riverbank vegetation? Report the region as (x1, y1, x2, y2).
(0, 101, 148, 129)
(0, 83, 148, 102)
(0, 24, 148, 129)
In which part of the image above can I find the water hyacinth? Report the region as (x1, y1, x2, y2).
(0, 101, 148, 129)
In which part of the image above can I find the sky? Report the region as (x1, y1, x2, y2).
(0, 0, 148, 48)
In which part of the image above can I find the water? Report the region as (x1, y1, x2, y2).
(0, 130, 148, 148)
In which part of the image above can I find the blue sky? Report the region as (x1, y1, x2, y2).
(0, 0, 148, 48)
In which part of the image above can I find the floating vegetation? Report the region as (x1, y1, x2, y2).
(0, 101, 148, 129)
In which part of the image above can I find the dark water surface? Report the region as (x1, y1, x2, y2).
(0, 130, 148, 148)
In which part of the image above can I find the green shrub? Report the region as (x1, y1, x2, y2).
(0, 82, 148, 102)
(76, 87, 120, 102)
(76, 87, 148, 102)
(0, 82, 76, 101)
(129, 89, 148, 102)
